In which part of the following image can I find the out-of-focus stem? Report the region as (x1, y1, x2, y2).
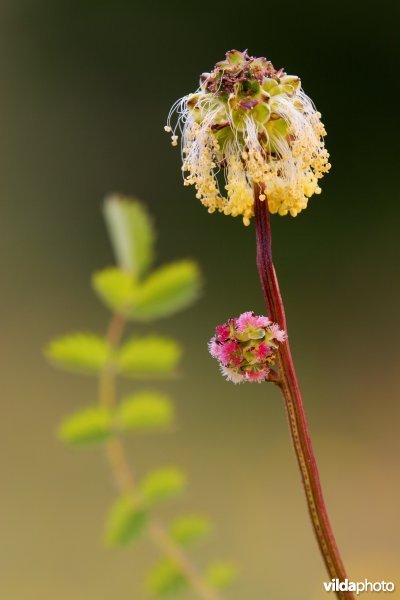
(99, 313, 222, 600)
(254, 186, 354, 600)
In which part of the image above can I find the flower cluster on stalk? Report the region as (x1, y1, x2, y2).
(209, 311, 287, 383)
(166, 49, 330, 225)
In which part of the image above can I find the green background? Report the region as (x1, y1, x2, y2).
(1, 1, 399, 598)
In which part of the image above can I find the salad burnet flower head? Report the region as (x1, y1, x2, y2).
(209, 311, 287, 383)
(165, 50, 330, 225)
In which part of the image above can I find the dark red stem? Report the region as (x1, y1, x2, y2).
(254, 186, 354, 600)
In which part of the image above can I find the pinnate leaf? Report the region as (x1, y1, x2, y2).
(140, 467, 186, 506)
(46, 333, 110, 373)
(117, 391, 175, 432)
(117, 335, 181, 377)
(58, 406, 113, 444)
(103, 195, 154, 277)
(105, 494, 148, 546)
(147, 560, 186, 596)
(127, 261, 201, 321)
(170, 514, 211, 547)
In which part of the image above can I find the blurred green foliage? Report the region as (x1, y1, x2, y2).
(170, 515, 212, 548)
(117, 336, 181, 377)
(92, 261, 201, 322)
(105, 494, 149, 547)
(46, 196, 236, 597)
(46, 333, 111, 373)
(147, 560, 187, 597)
(117, 391, 175, 432)
(103, 195, 155, 277)
(58, 406, 113, 444)
(139, 467, 186, 508)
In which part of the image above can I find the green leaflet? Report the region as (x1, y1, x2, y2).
(169, 514, 211, 547)
(127, 261, 201, 321)
(206, 561, 238, 590)
(92, 267, 136, 313)
(45, 333, 110, 374)
(146, 560, 187, 596)
(58, 406, 113, 444)
(140, 467, 186, 506)
(46, 331, 181, 378)
(117, 335, 181, 377)
(103, 196, 154, 277)
(117, 391, 175, 432)
(58, 395, 175, 443)
(105, 494, 148, 546)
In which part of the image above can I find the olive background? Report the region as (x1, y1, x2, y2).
(0, 1, 399, 598)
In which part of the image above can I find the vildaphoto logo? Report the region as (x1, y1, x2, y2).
(324, 579, 395, 595)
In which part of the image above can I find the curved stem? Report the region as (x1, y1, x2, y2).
(254, 187, 354, 600)
(99, 313, 222, 600)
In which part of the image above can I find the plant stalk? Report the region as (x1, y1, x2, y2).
(254, 186, 354, 600)
(99, 313, 222, 600)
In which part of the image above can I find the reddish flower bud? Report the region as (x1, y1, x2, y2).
(209, 311, 287, 383)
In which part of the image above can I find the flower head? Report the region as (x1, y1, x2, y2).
(209, 311, 287, 383)
(166, 50, 330, 225)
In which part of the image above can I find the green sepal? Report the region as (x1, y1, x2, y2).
(214, 125, 234, 150)
(253, 102, 271, 124)
(226, 50, 245, 67)
(280, 75, 301, 92)
(231, 108, 246, 132)
(262, 78, 279, 93)
(240, 79, 260, 97)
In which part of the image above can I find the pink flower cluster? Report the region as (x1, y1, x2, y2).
(209, 311, 287, 383)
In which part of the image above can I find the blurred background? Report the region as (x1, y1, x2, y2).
(1, 1, 399, 598)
